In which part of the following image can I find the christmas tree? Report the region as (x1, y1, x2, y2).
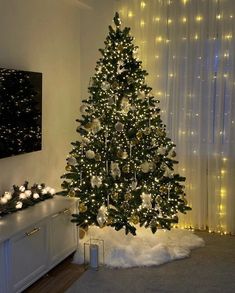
(60, 13, 191, 235)
(0, 68, 41, 159)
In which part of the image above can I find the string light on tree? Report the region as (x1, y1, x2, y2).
(60, 13, 191, 235)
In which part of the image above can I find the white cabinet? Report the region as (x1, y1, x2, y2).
(0, 196, 78, 293)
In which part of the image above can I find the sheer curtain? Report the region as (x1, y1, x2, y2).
(115, 0, 235, 234)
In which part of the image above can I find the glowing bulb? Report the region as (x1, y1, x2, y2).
(156, 36, 163, 42)
(168, 19, 172, 24)
(128, 11, 133, 18)
(221, 169, 226, 175)
(194, 34, 199, 40)
(140, 1, 146, 8)
(216, 14, 222, 20)
(196, 15, 203, 22)
(140, 20, 145, 27)
(182, 0, 188, 4)
(182, 17, 187, 23)
(154, 17, 160, 22)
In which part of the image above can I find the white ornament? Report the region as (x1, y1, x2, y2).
(19, 186, 25, 192)
(16, 201, 23, 209)
(4, 191, 12, 200)
(97, 205, 108, 227)
(101, 81, 110, 91)
(81, 137, 90, 145)
(121, 97, 131, 114)
(33, 193, 40, 199)
(92, 118, 101, 134)
(111, 162, 121, 179)
(115, 122, 124, 132)
(91, 176, 102, 188)
(140, 192, 152, 209)
(19, 192, 26, 199)
(86, 150, 95, 159)
(25, 190, 32, 197)
(138, 90, 146, 100)
(140, 161, 150, 173)
(80, 104, 88, 115)
(67, 156, 77, 166)
(49, 188, 56, 195)
(42, 188, 47, 195)
(158, 145, 166, 155)
(37, 184, 42, 190)
(0, 197, 8, 204)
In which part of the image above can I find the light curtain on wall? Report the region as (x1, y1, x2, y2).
(116, 0, 235, 234)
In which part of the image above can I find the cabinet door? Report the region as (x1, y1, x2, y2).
(49, 206, 77, 268)
(7, 220, 48, 293)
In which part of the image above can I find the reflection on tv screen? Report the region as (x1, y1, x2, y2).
(0, 68, 42, 159)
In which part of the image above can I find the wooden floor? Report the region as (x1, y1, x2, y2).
(24, 254, 85, 293)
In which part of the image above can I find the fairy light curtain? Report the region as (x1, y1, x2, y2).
(116, 0, 235, 234)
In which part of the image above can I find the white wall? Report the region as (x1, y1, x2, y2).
(0, 0, 117, 193)
(0, 0, 81, 192)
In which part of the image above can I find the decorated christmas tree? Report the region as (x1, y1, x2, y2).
(60, 13, 191, 235)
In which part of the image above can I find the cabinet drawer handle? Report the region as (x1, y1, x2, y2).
(25, 227, 40, 237)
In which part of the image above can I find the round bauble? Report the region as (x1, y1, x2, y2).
(144, 127, 151, 135)
(79, 203, 87, 213)
(86, 150, 95, 159)
(136, 131, 143, 140)
(81, 137, 90, 145)
(115, 121, 124, 132)
(67, 156, 77, 166)
(4, 192, 12, 200)
(84, 122, 92, 131)
(65, 164, 72, 171)
(101, 81, 110, 91)
(92, 118, 101, 134)
(111, 192, 119, 200)
(68, 189, 76, 197)
(124, 192, 132, 201)
(140, 161, 150, 173)
(122, 164, 130, 173)
(171, 150, 177, 157)
(130, 215, 139, 225)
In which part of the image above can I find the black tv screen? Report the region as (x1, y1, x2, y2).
(0, 68, 42, 159)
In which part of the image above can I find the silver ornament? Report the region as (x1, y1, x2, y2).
(111, 162, 121, 179)
(97, 205, 108, 227)
(140, 161, 150, 173)
(140, 192, 152, 209)
(86, 150, 95, 159)
(115, 122, 124, 132)
(67, 156, 77, 166)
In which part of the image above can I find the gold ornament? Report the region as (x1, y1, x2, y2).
(117, 150, 128, 159)
(149, 161, 156, 171)
(159, 186, 168, 193)
(111, 192, 119, 200)
(79, 203, 87, 213)
(144, 127, 151, 135)
(65, 164, 72, 171)
(132, 138, 139, 145)
(124, 192, 132, 201)
(68, 189, 76, 197)
(130, 215, 139, 225)
(79, 228, 86, 239)
(122, 164, 130, 173)
(156, 128, 165, 136)
(84, 122, 92, 130)
(106, 216, 114, 225)
(171, 150, 177, 157)
(95, 153, 101, 161)
(117, 44, 124, 52)
(136, 131, 143, 140)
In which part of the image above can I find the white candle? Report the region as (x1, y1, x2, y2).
(90, 244, 99, 269)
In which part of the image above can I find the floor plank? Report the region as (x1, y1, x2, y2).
(23, 254, 85, 293)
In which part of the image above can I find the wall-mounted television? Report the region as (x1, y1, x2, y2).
(0, 68, 42, 159)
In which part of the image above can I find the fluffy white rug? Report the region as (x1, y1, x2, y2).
(73, 226, 204, 268)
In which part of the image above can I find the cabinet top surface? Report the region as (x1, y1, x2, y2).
(0, 196, 78, 243)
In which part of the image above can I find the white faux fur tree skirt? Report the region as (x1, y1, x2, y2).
(73, 226, 204, 268)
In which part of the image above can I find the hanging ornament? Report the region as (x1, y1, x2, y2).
(67, 156, 77, 166)
(124, 192, 132, 201)
(101, 81, 110, 91)
(140, 192, 152, 209)
(156, 128, 165, 136)
(121, 97, 131, 114)
(140, 161, 150, 173)
(117, 150, 128, 159)
(111, 162, 121, 179)
(68, 189, 76, 197)
(130, 214, 139, 225)
(170, 150, 177, 157)
(97, 205, 108, 227)
(111, 192, 119, 200)
(84, 122, 93, 131)
(91, 176, 102, 188)
(79, 202, 88, 213)
(149, 161, 156, 172)
(4, 191, 12, 200)
(16, 201, 23, 209)
(159, 186, 168, 193)
(131, 180, 138, 190)
(136, 130, 143, 140)
(122, 164, 130, 173)
(117, 61, 126, 74)
(138, 90, 146, 100)
(86, 150, 95, 159)
(80, 104, 88, 115)
(156, 194, 162, 202)
(81, 137, 90, 145)
(65, 164, 72, 171)
(95, 153, 101, 161)
(115, 121, 124, 132)
(158, 145, 166, 155)
(143, 127, 151, 135)
(91, 118, 102, 134)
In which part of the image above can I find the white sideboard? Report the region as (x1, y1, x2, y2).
(0, 196, 78, 293)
